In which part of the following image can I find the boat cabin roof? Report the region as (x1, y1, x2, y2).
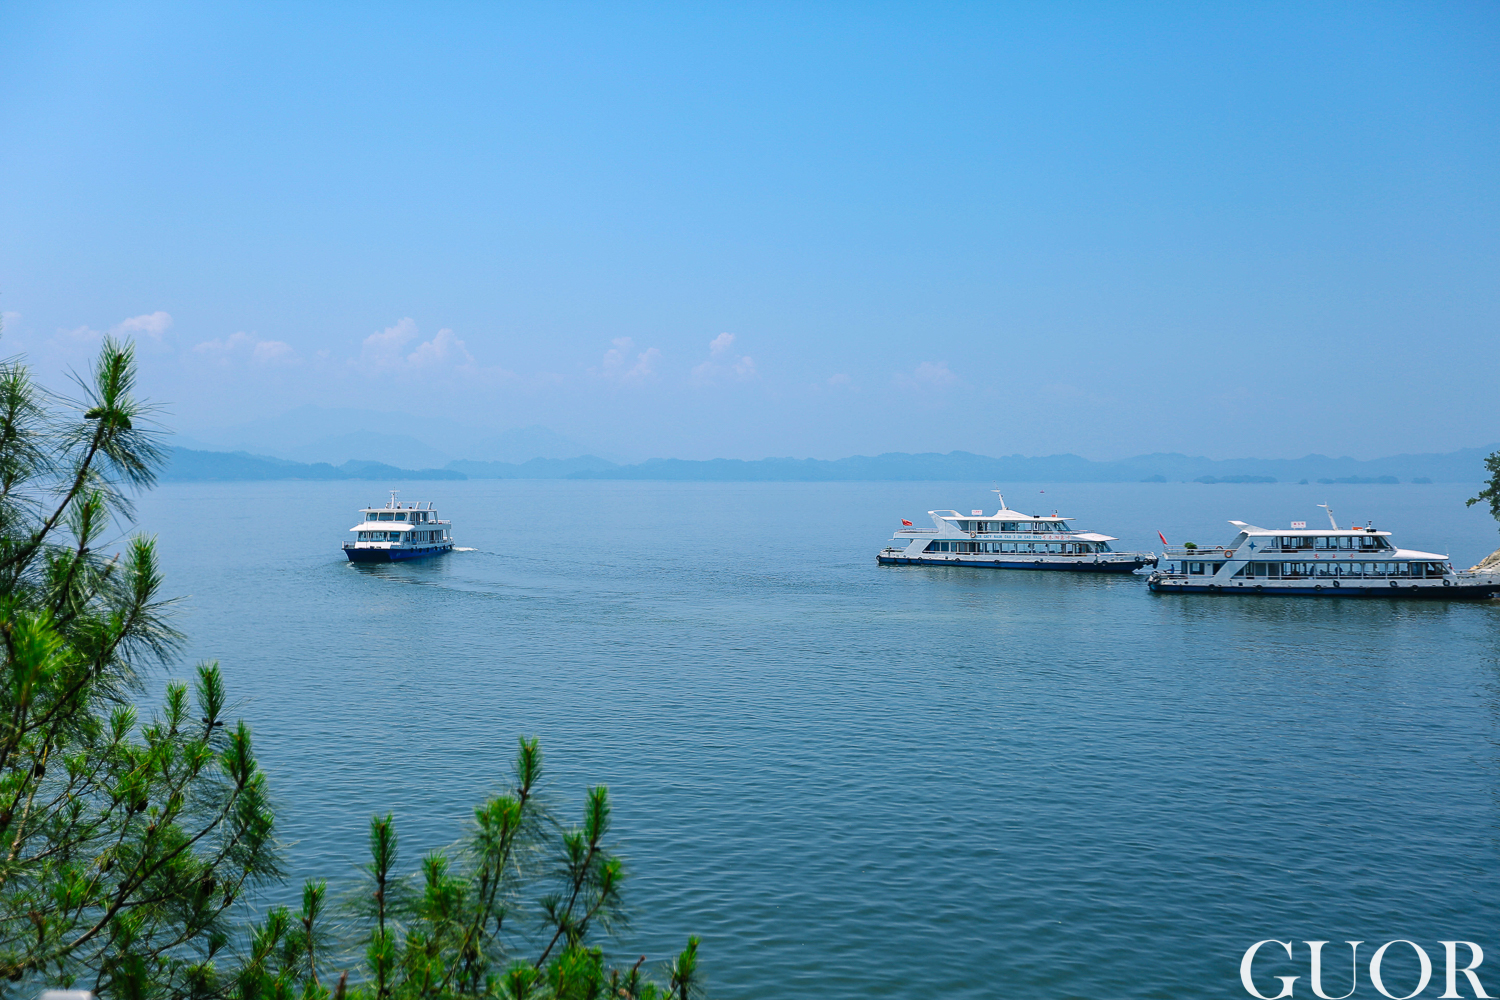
(1228, 521, 1389, 537)
(934, 509, 1074, 522)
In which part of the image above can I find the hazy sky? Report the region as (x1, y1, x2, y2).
(1, 2, 1496, 461)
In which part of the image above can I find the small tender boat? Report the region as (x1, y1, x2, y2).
(343, 491, 454, 563)
(1147, 506, 1500, 598)
(877, 491, 1157, 573)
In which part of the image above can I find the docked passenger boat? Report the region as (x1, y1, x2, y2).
(877, 492, 1157, 573)
(1147, 507, 1500, 598)
(343, 492, 454, 562)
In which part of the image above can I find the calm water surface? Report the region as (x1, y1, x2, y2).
(130, 481, 1500, 999)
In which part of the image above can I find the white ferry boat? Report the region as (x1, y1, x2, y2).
(1147, 507, 1500, 598)
(878, 492, 1157, 573)
(343, 492, 454, 563)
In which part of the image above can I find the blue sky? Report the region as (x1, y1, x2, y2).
(1, 2, 1496, 461)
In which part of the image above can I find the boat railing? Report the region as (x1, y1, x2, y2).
(1162, 545, 1229, 558)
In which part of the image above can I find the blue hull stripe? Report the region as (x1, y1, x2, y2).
(877, 556, 1146, 574)
(1148, 581, 1498, 599)
(345, 544, 453, 563)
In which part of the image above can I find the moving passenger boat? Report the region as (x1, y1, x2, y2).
(1147, 506, 1500, 598)
(878, 492, 1157, 573)
(343, 492, 454, 562)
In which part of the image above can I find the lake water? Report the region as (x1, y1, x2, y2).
(131, 480, 1500, 999)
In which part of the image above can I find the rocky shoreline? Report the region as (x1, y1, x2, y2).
(1470, 547, 1500, 572)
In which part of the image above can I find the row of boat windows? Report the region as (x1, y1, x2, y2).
(1172, 560, 1451, 578)
(926, 540, 1109, 554)
(954, 521, 1067, 533)
(364, 511, 437, 523)
(1262, 536, 1391, 551)
(356, 531, 447, 542)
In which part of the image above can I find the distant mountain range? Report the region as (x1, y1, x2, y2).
(163, 450, 463, 482)
(161, 444, 1499, 484)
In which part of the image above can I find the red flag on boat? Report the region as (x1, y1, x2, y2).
(902, 519, 913, 526)
(1158, 531, 1168, 546)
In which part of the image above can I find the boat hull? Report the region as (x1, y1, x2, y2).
(345, 543, 454, 563)
(877, 554, 1150, 573)
(1147, 578, 1499, 599)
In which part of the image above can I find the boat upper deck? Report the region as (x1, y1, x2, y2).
(1161, 515, 1446, 562)
(892, 493, 1118, 542)
(348, 492, 451, 539)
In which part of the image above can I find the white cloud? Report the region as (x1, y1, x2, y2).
(358, 317, 419, 371)
(406, 328, 475, 369)
(691, 333, 757, 384)
(194, 331, 299, 366)
(897, 361, 958, 389)
(1, 311, 21, 334)
(44, 311, 175, 354)
(116, 311, 172, 340)
(252, 340, 296, 364)
(355, 317, 510, 381)
(600, 337, 634, 373)
(626, 347, 661, 381)
(594, 338, 661, 383)
(827, 373, 852, 386)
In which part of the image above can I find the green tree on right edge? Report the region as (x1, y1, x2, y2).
(1466, 449, 1500, 530)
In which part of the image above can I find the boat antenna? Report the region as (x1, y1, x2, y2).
(388, 490, 400, 509)
(1318, 503, 1337, 529)
(991, 487, 1005, 511)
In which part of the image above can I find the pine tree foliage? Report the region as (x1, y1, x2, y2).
(0, 340, 282, 997)
(235, 738, 702, 1000)
(0, 338, 704, 999)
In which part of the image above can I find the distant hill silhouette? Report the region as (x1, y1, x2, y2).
(561, 446, 1497, 483)
(162, 448, 464, 482)
(162, 445, 1497, 484)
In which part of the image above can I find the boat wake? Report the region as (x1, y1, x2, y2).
(453, 547, 478, 552)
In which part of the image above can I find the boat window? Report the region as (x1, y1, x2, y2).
(1188, 562, 1205, 575)
(377, 512, 393, 521)
(395, 513, 407, 521)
